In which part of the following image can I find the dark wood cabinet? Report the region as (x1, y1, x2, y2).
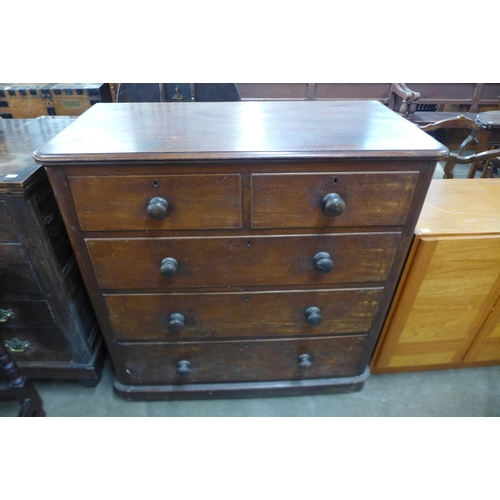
(34, 101, 447, 399)
(0, 117, 106, 382)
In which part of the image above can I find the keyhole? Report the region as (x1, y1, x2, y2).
(247, 240, 252, 247)
(333, 178, 338, 185)
(153, 180, 158, 188)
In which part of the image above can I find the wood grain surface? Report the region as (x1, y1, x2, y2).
(33, 101, 448, 163)
(104, 288, 384, 341)
(87, 232, 400, 289)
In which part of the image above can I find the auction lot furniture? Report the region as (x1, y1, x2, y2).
(34, 101, 447, 400)
(0, 117, 105, 383)
(372, 179, 500, 373)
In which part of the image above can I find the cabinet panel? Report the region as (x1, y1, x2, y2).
(379, 236, 500, 369)
(463, 293, 500, 363)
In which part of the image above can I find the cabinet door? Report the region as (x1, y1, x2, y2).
(463, 293, 500, 363)
(373, 235, 500, 370)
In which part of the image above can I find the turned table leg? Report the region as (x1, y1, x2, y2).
(0, 309, 46, 417)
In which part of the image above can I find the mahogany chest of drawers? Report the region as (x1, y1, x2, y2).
(1, 117, 105, 382)
(34, 101, 447, 399)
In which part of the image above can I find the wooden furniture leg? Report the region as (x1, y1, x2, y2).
(467, 128, 492, 178)
(0, 309, 45, 417)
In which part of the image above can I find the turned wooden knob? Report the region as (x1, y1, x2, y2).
(160, 257, 178, 277)
(147, 197, 169, 220)
(298, 354, 312, 370)
(168, 313, 186, 333)
(305, 307, 322, 326)
(168, 313, 185, 333)
(313, 252, 333, 273)
(177, 360, 191, 377)
(322, 193, 346, 217)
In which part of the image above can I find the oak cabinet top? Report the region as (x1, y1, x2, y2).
(33, 101, 448, 164)
(417, 179, 500, 236)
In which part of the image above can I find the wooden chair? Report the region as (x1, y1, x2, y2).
(419, 113, 500, 178)
(0, 308, 45, 417)
(444, 148, 500, 179)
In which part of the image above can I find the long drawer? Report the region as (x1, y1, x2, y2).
(68, 174, 242, 231)
(115, 335, 367, 385)
(0, 327, 72, 363)
(0, 300, 56, 328)
(251, 171, 418, 229)
(87, 232, 400, 289)
(104, 287, 384, 341)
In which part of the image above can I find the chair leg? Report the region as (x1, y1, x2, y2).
(443, 157, 457, 179)
(468, 128, 492, 178)
(0, 343, 45, 417)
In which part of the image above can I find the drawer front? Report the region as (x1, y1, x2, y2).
(87, 232, 400, 289)
(0, 300, 56, 328)
(0, 201, 19, 243)
(68, 174, 242, 231)
(116, 335, 367, 384)
(0, 327, 72, 363)
(104, 288, 384, 341)
(251, 172, 418, 229)
(0, 243, 42, 294)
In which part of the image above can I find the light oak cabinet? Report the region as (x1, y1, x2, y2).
(372, 179, 500, 373)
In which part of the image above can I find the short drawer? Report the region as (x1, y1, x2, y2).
(104, 288, 384, 341)
(68, 174, 242, 231)
(251, 172, 418, 229)
(0, 327, 72, 363)
(0, 243, 42, 295)
(115, 335, 367, 385)
(87, 232, 400, 289)
(0, 300, 56, 328)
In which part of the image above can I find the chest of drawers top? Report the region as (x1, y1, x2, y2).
(33, 101, 447, 164)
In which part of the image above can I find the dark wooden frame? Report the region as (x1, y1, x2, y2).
(0, 118, 106, 383)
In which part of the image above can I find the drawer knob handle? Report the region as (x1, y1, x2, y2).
(169, 313, 185, 333)
(322, 193, 346, 217)
(0, 308, 15, 323)
(4, 337, 31, 353)
(177, 360, 191, 377)
(298, 354, 312, 370)
(147, 197, 169, 220)
(305, 307, 323, 326)
(160, 257, 178, 277)
(313, 252, 333, 273)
